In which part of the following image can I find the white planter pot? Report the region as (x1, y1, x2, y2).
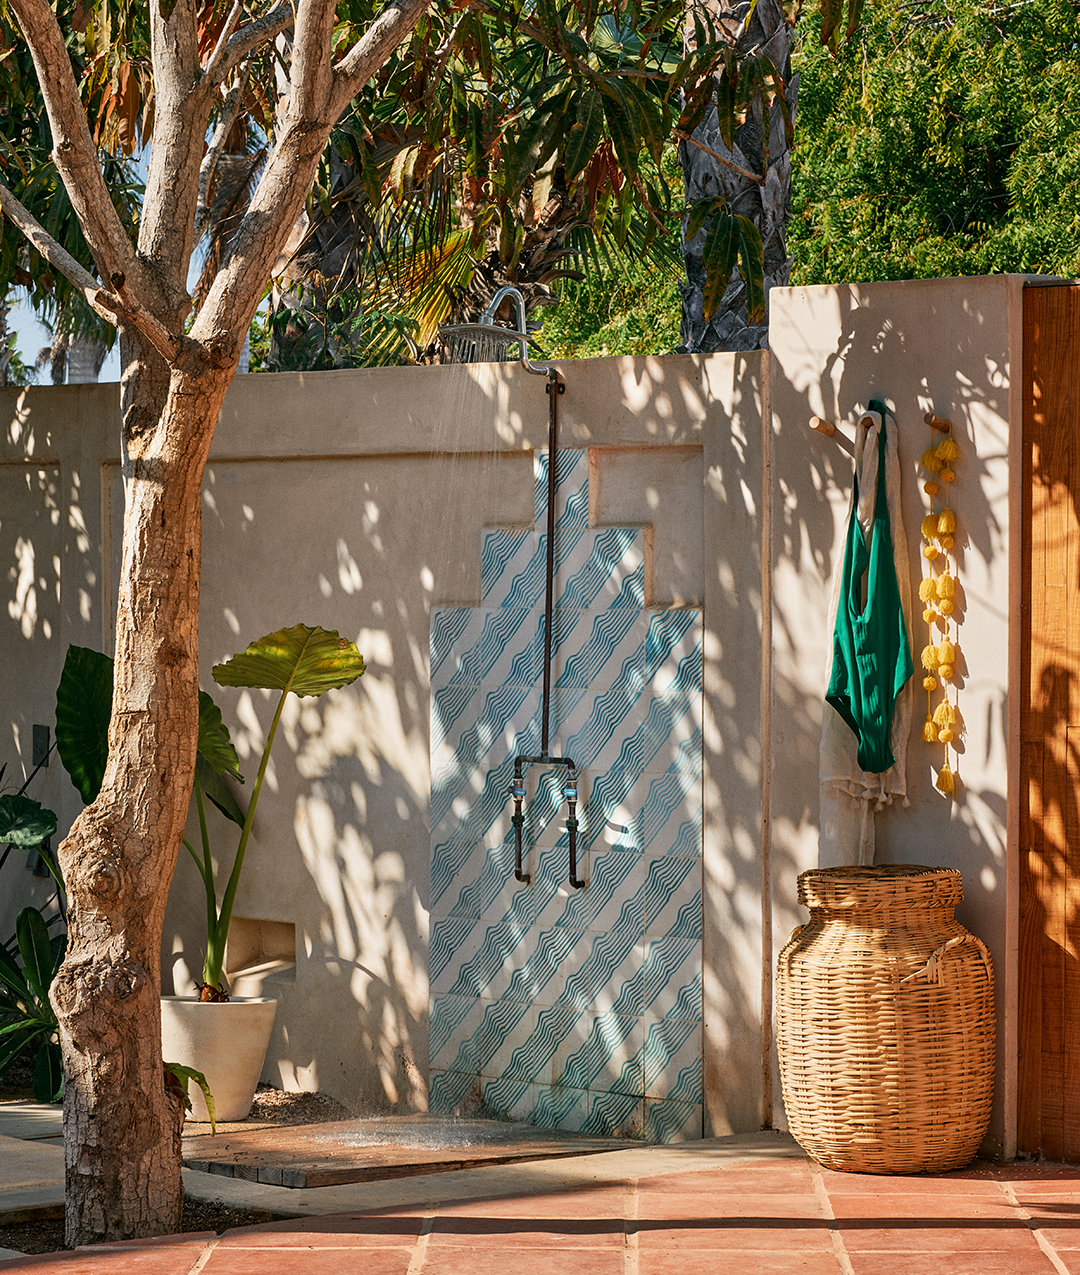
(161, 995, 277, 1123)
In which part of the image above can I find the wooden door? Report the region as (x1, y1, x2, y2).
(1019, 283, 1080, 1159)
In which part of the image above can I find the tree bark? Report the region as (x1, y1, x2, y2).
(679, 0, 797, 352)
(53, 336, 232, 1243)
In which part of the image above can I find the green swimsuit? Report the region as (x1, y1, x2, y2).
(825, 408, 914, 774)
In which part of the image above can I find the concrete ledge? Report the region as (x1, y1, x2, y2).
(184, 1131, 801, 1218)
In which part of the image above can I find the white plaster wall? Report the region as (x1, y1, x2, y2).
(1, 355, 768, 1124)
(767, 276, 1024, 1155)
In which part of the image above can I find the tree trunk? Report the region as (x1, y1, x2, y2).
(679, 0, 797, 352)
(51, 332, 233, 1244)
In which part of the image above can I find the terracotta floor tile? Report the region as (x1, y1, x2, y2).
(1029, 1222, 1080, 1250)
(635, 1192, 824, 1221)
(433, 1188, 627, 1218)
(420, 1249, 625, 1275)
(827, 1192, 1020, 1221)
(217, 1216, 424, 1247)
(1, 1245, 214, 1273)
(837, 1219, 1042, 1253)
(637, 1249, 844, 1273)
(816, 1167, 1006, 1198)
(427, 1216, 624, 1248)
(634, 1218, 832, 1250)
(1052, 1250, 1080, 1274)
(199, 1247, 413, 1275)
(845, 1250, 1060, 1274)
(638, 1164, 811, 1194)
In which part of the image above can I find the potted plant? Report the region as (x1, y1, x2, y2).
(56, 624, 366, 1120)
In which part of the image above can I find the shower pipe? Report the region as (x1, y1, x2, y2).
(440, 288, 584, 889)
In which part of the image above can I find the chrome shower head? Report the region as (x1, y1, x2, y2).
(439, 286, 553, 376)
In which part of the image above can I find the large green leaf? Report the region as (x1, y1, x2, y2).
(564, 90, 604, 182)
(197, 691, 242, 783)
(0, 794, 57, 849)
(33, 1040, 63, 1103)
(212, 625, 366, 699)
(16, 907, 54, 1005)
(55, 645, 113, 805)
(0, 945, 31, 1005)
(196, 754, 246, 829)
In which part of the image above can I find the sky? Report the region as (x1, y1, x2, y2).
(9, 293, 122, 384)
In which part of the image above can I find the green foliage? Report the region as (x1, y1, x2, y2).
(0, 907, 65, 1103)
(52, 630, 364, 997)
(538, 259, 683, 359)
(198, 625, 365, 993)
(163, 1061, 216, 1133)
(55, 645, 114, 806)
(790, 0, 1080, 284)
(0, 794, 57, 849)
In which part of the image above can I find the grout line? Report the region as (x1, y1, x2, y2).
(623, 1178, 638, 1275)
(185, 1237, 221, 1275)
(406, 1212, 435, 1275)
(805, 1159, 855, 1275)
(997, 1180, 1071, 1275)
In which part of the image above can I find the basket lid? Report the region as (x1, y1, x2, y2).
(797, 863, 964, 910)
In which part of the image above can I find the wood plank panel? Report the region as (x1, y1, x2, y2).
(1020, 284, 1080, 1160)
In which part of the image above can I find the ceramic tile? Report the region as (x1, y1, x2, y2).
(431, 607, 486, 691)
(643, 857, 701, 939)
(481, 529, 541, 608)
(429, 994, 487, 1073)
(428, 1067, 482, 1116)
(448, 919, 535, 1002)
(429, 917, 483, 993)
(583, 1090, 644, 1139)
(480, 1004, 542, 1080)
(556, 525, 647, 612)
(643, 935, 702, 1019)
(481, 607, 544, 689)
(642, 1014, 703, 1102)
(552, 1009, 642, 1095)
(556, 930, 646, 1016)
(431, 686, 482, 774)
(645, 609, 703, 694)
(643, 1097, 704, 1144)
(537, 849, 644, 936)
(553, 609, 645, 691)
(554, 686, 645, 771)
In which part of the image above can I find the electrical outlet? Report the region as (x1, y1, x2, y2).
(32, 725, 49, 767)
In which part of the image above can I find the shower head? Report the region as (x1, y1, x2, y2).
(439, 285, 554, 376)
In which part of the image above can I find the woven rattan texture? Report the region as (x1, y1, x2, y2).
(776, 865, 995, 1174)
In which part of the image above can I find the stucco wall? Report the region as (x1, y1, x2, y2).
(1, 280, 1027, 1147)
(1, 353, 767, 1124)
(768, 276, 1024, 1155)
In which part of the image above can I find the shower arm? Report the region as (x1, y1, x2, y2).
(507, 357, 583, 888)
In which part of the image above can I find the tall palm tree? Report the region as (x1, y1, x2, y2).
(678, 0, 797, 352)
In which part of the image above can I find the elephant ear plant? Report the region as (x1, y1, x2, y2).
(199, 624, 365, 999)
(56, 625, 365, 1002)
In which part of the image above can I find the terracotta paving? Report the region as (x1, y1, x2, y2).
(7, 1155, 1080, 1273)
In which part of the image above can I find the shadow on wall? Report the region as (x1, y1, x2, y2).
(164, 367, 535, 1112)
(768, 279, 1015, 1144)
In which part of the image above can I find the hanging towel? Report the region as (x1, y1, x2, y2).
(819, 402, 914, 867)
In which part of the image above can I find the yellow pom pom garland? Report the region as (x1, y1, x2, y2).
(919, 411, 962, 799)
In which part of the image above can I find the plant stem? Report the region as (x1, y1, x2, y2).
(207, 687, 289, 990)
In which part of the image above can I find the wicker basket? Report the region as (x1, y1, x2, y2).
(775, 864, 995, 1174)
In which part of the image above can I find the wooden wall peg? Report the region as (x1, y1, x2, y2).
(924, 412, 952, 431)
(809, 415, 836, 437)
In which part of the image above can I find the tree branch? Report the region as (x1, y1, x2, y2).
(331, 0, 435, 116)
(207, 1, 295, 92)
(8, 0, 147, 301)
(673, 129, 765, 185)
(0, 182, 181, 364)
(194, 74, 249, 244)
(202, 0, 246, 81)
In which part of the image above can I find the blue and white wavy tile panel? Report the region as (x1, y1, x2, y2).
(429, 446, 704, 1144)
